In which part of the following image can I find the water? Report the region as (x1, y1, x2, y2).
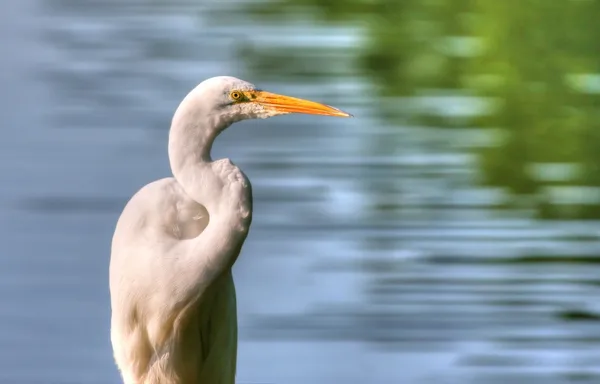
(1, 0, 599, 383)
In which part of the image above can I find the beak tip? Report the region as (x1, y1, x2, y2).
(333, 107, 353, 118)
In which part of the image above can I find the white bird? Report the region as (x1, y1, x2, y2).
(109, 76, 351, 384)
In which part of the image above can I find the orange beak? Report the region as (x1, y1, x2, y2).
(252, 91, 352, 118)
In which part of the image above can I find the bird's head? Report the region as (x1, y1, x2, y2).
(175, 76, 352, 130)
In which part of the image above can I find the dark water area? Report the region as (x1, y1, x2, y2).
(1, 0, 599, 383)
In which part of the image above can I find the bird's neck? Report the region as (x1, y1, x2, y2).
(168, 110, 233, 211)
(169, 106, 225, 163)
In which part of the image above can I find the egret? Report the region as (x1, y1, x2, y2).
(109, 76, 351, 384)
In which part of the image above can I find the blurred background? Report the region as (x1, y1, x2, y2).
(1, 0, 600, 383)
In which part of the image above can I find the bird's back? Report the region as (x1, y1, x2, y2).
(109, 177, 238, 384)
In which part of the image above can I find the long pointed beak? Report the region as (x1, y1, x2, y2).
(253, 91, 353, 118)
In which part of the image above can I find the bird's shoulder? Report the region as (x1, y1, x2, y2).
(114, 178, 208, 243)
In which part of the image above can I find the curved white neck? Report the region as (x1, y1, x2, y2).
(168, 105, 232, 211)
(169, 110, 224, 163)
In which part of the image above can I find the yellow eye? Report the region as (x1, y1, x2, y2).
(230, 91, 242, 101)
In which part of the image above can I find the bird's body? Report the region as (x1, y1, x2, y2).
(110, 175, 246, 383)
(109, 76, 350, 384)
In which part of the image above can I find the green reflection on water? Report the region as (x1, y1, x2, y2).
(241, 0, 600, 219)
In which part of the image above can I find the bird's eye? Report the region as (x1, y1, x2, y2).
(230, 91, 243, 101)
